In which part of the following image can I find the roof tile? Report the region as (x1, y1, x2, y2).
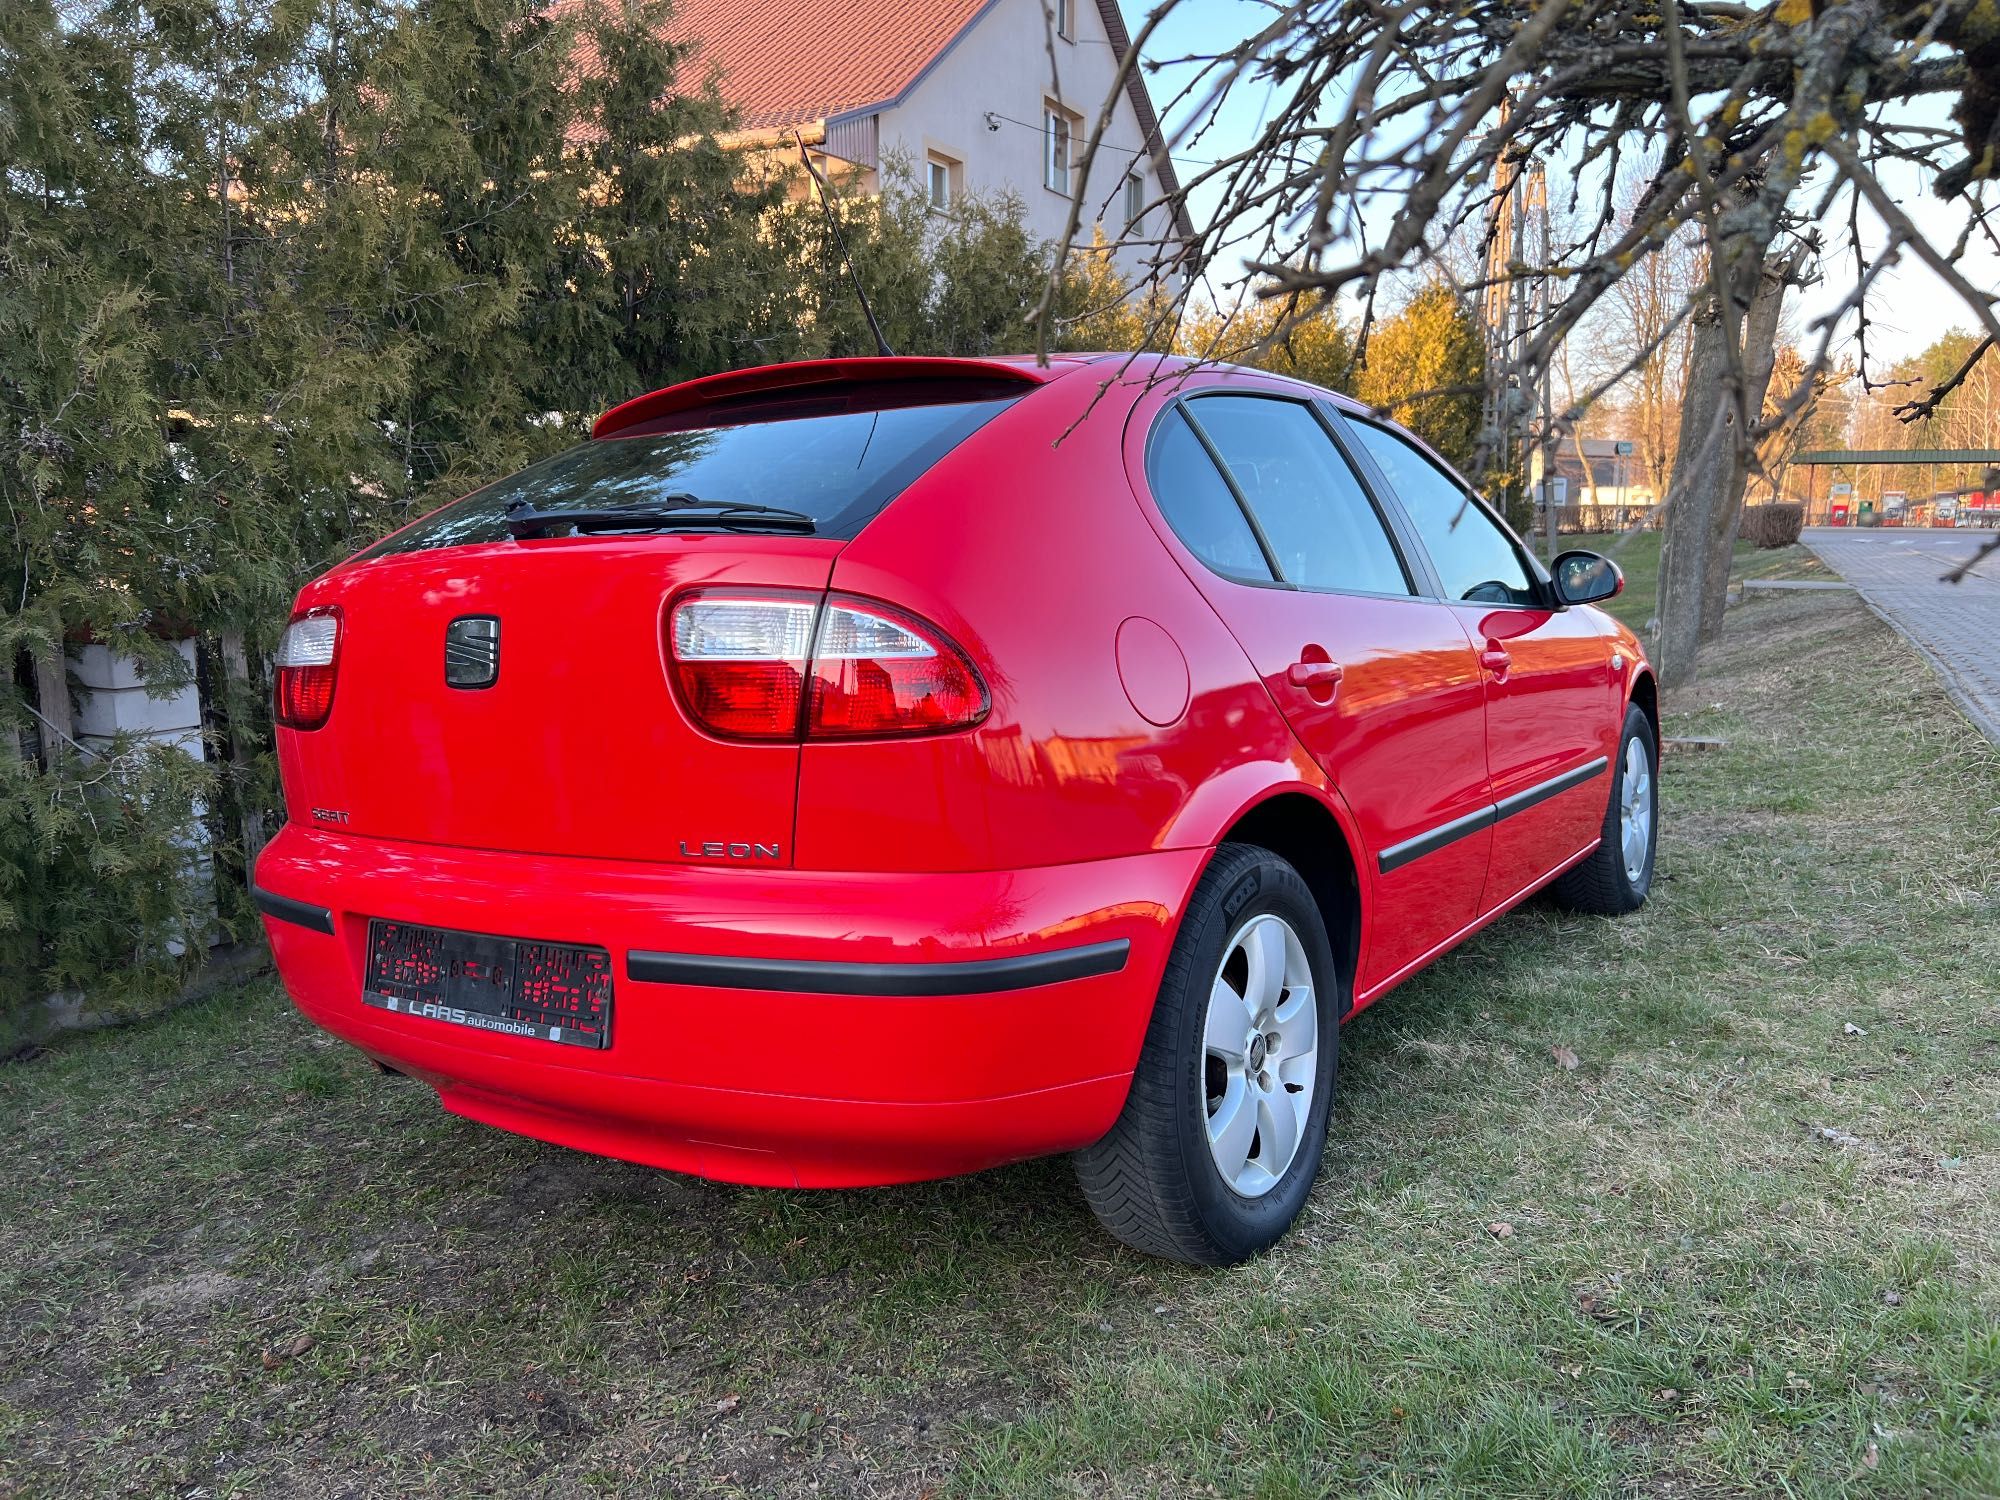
(656, 0, 992, 131)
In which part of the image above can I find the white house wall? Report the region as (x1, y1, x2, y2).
(69, 640, 208, 763)
(866, 0, 1172, 287)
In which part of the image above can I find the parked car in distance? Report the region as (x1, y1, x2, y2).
(255, 354, 1657, 1265)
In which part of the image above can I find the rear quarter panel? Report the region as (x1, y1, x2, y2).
(794, 364, 1330, 874)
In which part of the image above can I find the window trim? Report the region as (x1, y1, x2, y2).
(1043, 103, 1076, 194)
(1141, 403, 1282, 587)
(1333, 408, 1556, 611)
(1166, 400, 1287, 587)
(1314, 402, 1447, 601)
(1156, 392, 1427, 603)
(924, 150, 960, 212)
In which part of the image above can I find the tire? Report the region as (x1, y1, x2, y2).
(1550, 701, 1658, 915)
(1074, 843, 1341, 1266)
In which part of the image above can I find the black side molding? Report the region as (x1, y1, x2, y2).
(252, 886, 336, 936)
(627, 938, 1130, 996)
(1494, 755, 1609, 820)
(1377, 756, 1612, 875)
(1378, 805, 1496, 875)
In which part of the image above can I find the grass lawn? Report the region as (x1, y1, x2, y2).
(3, 579, 1996, 1498)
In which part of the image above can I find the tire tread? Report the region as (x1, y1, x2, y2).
(1550, 703, 1655, 916)
(1074, 844, 1323, 1266)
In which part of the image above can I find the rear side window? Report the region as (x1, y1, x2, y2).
(1145, 407, 1275, 583)
(362, 395, 1020, 555)
(1185, 396, 1411, 597)
(1349, 419, 1537, 606)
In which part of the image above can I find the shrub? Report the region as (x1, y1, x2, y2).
(1741, 502, 1805, 548)
(0, 741, 221, 1049)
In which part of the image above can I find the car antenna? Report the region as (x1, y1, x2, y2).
(794, 131, 895, 358)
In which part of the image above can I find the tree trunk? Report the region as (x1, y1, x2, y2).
(217, 630, 270, 864)
(1655, 320, 1734, 685)
(31, 648, 74, 755)
(1654, 202, 1795, 686)
(1694, 260, 1789, 643)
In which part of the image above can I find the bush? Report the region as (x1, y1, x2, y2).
(0, 741, 221, 1048)
(1741, 502, 1805, 548)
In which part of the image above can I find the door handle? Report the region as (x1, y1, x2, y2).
(1478, 645, 1512, 677)
(1287, 659, 1344, 689)
(1280, 656, 1344, 684)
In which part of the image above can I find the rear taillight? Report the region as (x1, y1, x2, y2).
(667, 591, 987, 741)
(669, 593, 818, 740)
(275, 607, 342, 730)
(807, 599, 986, 737)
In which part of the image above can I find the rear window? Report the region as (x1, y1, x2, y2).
(361, 394, 1020, 556)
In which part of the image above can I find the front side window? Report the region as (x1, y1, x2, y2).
(1350, 419, 1537, 606)
(1184, 396, 1412, 596)
(927, 155, 953, 211)
(1145, 408, 1274, 584)
(1044, 106, 1073, 192)
(1124, 172, 1144, 228)
(1054, 0, 1073, 38)
(362, 395, 1020, 555)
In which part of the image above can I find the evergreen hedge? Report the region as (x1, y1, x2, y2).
(0, 0, 1094, 1027)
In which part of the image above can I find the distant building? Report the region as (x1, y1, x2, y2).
(1551, 438, 1655, 508)
(654, 0, 1190, 285)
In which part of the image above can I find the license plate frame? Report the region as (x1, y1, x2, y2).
(362, 919, 613, 1049)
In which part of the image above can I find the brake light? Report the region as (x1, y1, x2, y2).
(808, 598, 986, 738)
(669, 593, 817, 739)
(275, 607, 342, 730)
(667, 591, 987, 741)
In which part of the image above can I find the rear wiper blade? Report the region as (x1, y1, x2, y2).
(504, 497, 815, 538)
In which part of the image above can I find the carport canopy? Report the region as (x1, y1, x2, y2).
(1795, 450, 2000, 521)
(1794, 450, 2000, 466)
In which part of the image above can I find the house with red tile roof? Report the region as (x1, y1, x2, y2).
(661, 0, 1190, 282)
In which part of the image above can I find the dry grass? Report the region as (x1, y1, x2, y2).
(2, 585, 1995, 1498)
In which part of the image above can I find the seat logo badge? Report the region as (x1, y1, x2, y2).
(445, 616, 500, 688)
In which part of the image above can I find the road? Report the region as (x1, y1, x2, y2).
(1804, 526, 2000, 745)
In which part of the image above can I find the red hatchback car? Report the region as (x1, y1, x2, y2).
(256, 354, 1657, 1265)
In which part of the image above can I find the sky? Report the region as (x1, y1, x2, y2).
(1116, 0, 1996, 370)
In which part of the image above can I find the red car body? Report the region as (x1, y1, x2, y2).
(256, 354, 1653, 1192)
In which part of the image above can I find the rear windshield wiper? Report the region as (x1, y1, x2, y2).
(504, 496, 816, 538)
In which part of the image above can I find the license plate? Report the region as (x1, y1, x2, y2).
(363, 920, 613, 1049)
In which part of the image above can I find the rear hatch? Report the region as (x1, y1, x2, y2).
(277, 372, 1033, 865)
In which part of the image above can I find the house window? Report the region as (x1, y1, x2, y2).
(1055, 0, 1073, 39)
(1124, 172, 1144, 228)
(1044, 106, 1074, 193)
(927, 154, 955, 211)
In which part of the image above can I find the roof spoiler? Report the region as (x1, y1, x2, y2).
(592, 357, 1060, 440)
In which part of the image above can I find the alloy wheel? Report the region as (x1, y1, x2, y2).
(1200, 913, 1318, 1198)
(1620, 734, 1654, 884)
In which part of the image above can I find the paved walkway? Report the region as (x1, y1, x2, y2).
(1804, 527, 2000, 745)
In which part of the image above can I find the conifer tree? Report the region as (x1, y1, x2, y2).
(1354, 284, 1485, 473)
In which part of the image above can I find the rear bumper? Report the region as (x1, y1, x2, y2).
(253, 824, 1200, 1186)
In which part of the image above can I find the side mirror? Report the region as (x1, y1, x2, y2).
(1552, 550, 1623, 606)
